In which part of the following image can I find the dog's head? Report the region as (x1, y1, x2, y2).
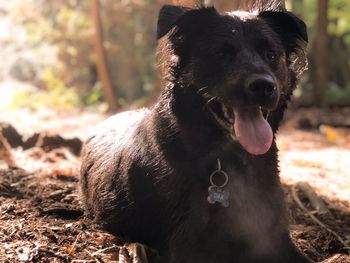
(157, 5, 308, 155)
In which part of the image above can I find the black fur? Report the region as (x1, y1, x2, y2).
(80, 4, 311, 263)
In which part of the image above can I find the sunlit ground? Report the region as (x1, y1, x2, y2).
(278, 128, 350, 205)
(0, 80, 106, 138)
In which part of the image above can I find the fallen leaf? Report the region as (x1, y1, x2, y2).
(66, 245, 76, 255)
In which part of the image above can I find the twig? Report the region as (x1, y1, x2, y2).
(291, 185, 350, 252)
(0, 131, 16, 167)
(297, 182, 329, 213)
(69, 231, 83, 254)
(91, 245, 119, 256)
(84, 248, 105, 263)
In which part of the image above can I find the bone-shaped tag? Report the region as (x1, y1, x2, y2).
(207, 186, 229, 207)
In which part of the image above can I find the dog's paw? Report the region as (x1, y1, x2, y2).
(119, 246, 133, 263)
(119, 243, 161, 263)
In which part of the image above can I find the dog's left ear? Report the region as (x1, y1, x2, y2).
(258, 11, 308, 56)
(157, 5, 191, 39)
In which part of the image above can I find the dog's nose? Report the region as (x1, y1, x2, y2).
(246, 74, 276, 101)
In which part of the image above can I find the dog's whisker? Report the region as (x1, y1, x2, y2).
(201, 92, 216, 105)
(197, 86, 209, 94)
(205, 96, 217, 105)
(202, 92, 211, 99)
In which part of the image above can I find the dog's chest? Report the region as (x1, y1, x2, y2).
(190, 163, 285, 254)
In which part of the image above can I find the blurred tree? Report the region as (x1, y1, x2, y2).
(213, 0, 285, 12)
(23, 0, 96, 102)
(100, 0, 160, 103)
(18, 0, 162, 106)
(211, 0, 239, 10)
(310, 0, 329, 106)
(91, 0, 118, 111)
(174, 0, 203, 7)
(8, 0, 350, 108)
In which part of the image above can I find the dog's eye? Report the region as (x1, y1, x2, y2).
(265, 50, 277, 61)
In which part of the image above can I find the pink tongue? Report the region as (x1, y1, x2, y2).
(233, 109, 273, 155)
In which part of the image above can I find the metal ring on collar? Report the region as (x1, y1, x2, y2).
(209, 170, 229, 188)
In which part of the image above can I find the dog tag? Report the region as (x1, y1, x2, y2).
(207, 159, 230, 207)
(207, 186, 229, 207)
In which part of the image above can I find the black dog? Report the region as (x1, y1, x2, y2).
(80, 3, 311, 263)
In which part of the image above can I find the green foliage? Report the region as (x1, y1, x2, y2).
(292, 0, 350, 105)
(81, 82, 104, 106)
(328, 0, 350, 36)
(8, 0, 161, 108)
(101, 0, 159, 101)
(6, 0, 350, 108)
(293, 0, 350, 36)
(9, 68, 80, 110)
(325, 82, 350, 105)
(9, 88, 80, 111)
(11, 0, 95, 108)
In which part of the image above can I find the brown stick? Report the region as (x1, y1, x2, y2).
(291, 185, 350, 251)
(91, 0, 118, 111)
(297, 182, 328, 213)
(0, 131, 16, 168)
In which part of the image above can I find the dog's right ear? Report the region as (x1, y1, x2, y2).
(157, 5, 191, 39)
(258, 11, 308, 56)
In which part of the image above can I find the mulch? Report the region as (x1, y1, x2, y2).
(0, 123, 349, 262)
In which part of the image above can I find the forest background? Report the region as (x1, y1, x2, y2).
(0, 0, 348, 112)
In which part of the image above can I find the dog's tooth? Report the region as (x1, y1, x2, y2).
(222, 105, 227, 114)
(223, 107, 231, 120)
(222, 104, 227, 112)
(222, 106, 234, 123)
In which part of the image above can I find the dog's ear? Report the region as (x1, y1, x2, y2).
(157, 6, 219, 40)
(258, 11, 308, 56)
(157, 6, 219, 69)
(157, 5, 191, 39)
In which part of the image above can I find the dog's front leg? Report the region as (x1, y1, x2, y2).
(118, 243, 162, 263)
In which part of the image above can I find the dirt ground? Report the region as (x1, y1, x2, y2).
(0, 107, 349, 262)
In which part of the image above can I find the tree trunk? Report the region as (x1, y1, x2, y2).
(173, 0, 203, 7)
(312, 0, 329, 107)
(91, 0, 118, 111)
(213, 0, 285, 12)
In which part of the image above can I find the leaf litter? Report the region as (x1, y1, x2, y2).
(0, 107, 349, 262)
